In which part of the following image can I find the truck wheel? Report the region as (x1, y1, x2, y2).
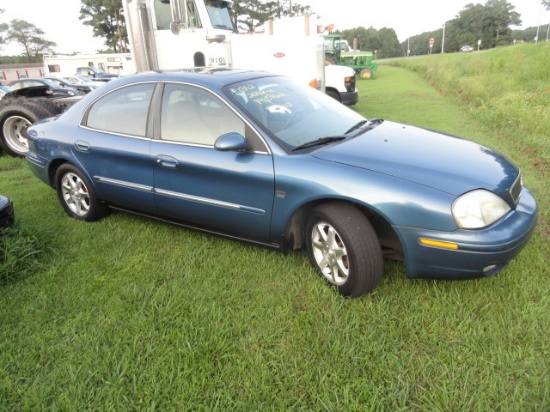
(0, 97, 63, 157)
(359, 69, 374, 80)
(305, 202, 383, 297)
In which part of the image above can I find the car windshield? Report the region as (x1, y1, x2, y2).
(73, 75, 95, 83)
(224, 76, 367, 151)
(40, 79, 59, 88)
(46, 78, 66, 87)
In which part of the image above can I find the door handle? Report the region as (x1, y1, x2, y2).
(155, 155, 179, 169)
(74, 140, 91, 152)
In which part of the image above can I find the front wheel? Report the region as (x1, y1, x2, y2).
(55, 164, 109, 222)
(306, 202, 383, 297)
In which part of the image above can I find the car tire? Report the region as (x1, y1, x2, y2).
(55, 164, 109, 222)
(306, 202, 383, 297)
(0, 97, 63, 157)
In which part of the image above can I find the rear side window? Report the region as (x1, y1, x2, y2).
(85, 84, 155, 136)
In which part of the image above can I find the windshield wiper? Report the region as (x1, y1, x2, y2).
(345, 120, 368, 134)
(292, 136, 346, 152)
(345, 118, 384, 136)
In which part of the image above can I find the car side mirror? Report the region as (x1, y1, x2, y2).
(214, 132, 248, 152)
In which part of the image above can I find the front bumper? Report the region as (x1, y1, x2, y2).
(396, 188, 538, 280)
(341, 90, 359, 106)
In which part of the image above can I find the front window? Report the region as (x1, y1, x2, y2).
(161, 83, 244, 145)
(224, 76, 365, 151)
(154, 0, 203, 30)
(205, 0, 233, 30)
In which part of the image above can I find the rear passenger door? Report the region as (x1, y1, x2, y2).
(77, 83, 156, 213)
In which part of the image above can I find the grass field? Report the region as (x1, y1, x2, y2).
(1, 44, 549, 410)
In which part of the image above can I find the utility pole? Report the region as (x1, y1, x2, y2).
(441, 22, 446, 53)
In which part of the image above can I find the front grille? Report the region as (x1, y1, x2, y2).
(509, 173, 522, 205)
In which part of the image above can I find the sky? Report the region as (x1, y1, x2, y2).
(1, 0, 549, 56)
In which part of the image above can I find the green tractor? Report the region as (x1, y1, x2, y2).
(324, 34, 378, 80)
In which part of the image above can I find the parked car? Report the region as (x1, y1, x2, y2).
(8, 78, 77, 97)
(461, 45, 474, 52)
(25, 70, 538, 297)
(75, 67, 119, 82)
(0, 194, 14, 229)
(42, 76, 99, 95)
(62, 75, 106, 88)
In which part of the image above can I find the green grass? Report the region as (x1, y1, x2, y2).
(1, 44, 549, 410)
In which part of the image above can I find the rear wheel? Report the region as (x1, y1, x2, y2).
(305, 202, 383, 297)
(0, 97, 63, 156)
(55, 164, 109, 222)
(325, 55, 337, 65)
(359, 68, 374, 80)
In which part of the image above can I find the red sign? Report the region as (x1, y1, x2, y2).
(429, 38, 435, 46)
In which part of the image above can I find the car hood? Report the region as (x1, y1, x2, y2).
(311, 121, 519, 196)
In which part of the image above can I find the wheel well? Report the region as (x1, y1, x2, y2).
(283, 199, 404, 260)
(47, 159, 68, 187)
(325, 88, 341, 102)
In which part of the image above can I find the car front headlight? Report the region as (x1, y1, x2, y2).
(452, 189, 511, 229)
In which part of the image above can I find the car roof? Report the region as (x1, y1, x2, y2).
(104, 69, 280, 91)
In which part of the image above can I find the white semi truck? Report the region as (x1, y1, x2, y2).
(0, 0, 357, 157)
(122, 0, 357, 105)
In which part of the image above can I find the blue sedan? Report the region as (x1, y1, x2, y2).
(25, 70, 537, 297)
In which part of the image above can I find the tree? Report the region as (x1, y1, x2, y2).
(483, 0, 521, 46)
(376, 27, 402, 58)
(0, 9, 8, 51)
(340, 27, 401, 58)
(543, 0, 550, 11)
(232, 0, 313, 33)
(404, 0, 522, 55)
(275, 0, 313, 18)
(453, 0, 520, 49)
(80, 0, 128, 52)
(5, 19, 56, 61)
(232, 0, 278, 32)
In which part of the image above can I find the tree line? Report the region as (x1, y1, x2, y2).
(1, 0, 549, 64)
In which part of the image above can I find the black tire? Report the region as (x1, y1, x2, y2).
(0, 97, 63, 157)
(305, 202, 383, 297)
(359, 68, 374, 80)
(326, 89, 341, 103)
(55, 164, 109, 222)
